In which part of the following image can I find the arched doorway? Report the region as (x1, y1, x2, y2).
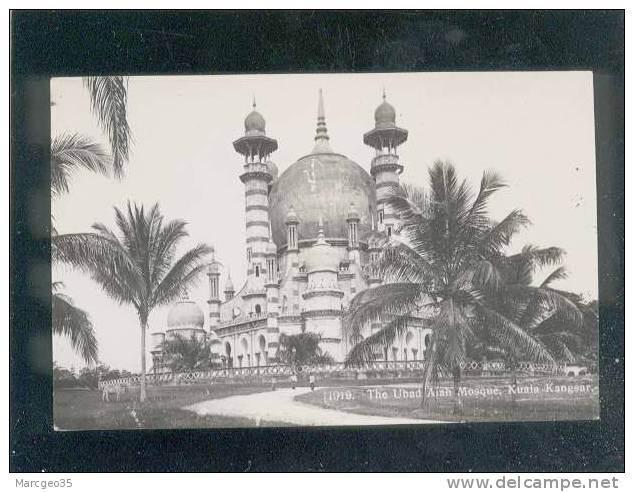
(255, 304, 262, 315)
(405, 332, 414, 361)
(258, 335, 267, 366)
(241, 337, 250, 367)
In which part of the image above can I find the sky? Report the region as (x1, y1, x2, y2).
(51, 72, 598, 371)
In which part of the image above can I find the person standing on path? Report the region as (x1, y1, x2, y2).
(291, 373, 298, 390)
(309, 373, 316, 391)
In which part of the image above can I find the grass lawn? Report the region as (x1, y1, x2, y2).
(295, 375, 600, 423)
(54, 383, 288, 430)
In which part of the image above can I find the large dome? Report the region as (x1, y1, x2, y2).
(167, 299, 204, 329)
(269, 152, 377, 247)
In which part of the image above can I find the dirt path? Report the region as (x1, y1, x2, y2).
(185, 387, 440, 427)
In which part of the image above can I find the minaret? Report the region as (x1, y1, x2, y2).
(363, 89, 408, 237)
(233, 99, 278, 314)
(207, 247, 221, 330)
(302, 217, 345, 361)
(223, 270, 235, 301)
(264, 229, 280, 360)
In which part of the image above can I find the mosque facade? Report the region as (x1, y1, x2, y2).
(151, 90, 432, 370)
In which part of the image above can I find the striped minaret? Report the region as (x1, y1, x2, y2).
(233, 99, 278, 314)
(363, 90, 408, 238)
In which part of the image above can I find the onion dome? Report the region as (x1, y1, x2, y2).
(363, 89, 408, 149)
(269, 89, 376, 245)
(233, 98, 278, 157)
(244, 100, 266, 136)
(347, 202, 360, 222)
(284, 206, 300, 225)
(374, 93, 396, 129)
(167, 294, 205, 329)
(266, 238, 278, 255)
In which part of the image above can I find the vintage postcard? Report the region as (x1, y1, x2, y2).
(51, 72, 599, 429)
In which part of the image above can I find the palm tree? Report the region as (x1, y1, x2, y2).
(158, 333, 221, 372)
(51, 76, 132, 363)
(59, 202, 212, 401)
(52, 282, 98, 365)
(82, 76, 132, 177)
(276, 333, 334, 367)
(344, 161, 561, 404)
(51, 76, 132, 195)
(468, 259, 582, 389)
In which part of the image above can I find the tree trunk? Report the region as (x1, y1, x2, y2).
(140, 321, 147, 402)
(452, 364, 462, 416)
(420, 341, 436, 409)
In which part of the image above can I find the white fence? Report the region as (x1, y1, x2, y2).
(98, 360, 567, 389)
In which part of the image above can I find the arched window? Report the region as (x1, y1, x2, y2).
(255, 264, 260, 277)
(255, 304, 262, 315)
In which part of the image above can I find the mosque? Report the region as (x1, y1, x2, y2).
(151, 90, 432, 370)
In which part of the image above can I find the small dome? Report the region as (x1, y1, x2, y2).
(374, 99, 396, 128)
(266, 239, 277, 255)
(285, 206, 300, 225)
(244, 102, 266, 135)
(167, 298, 204, 329)
(347, 202, 360, 221)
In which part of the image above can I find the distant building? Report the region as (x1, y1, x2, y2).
(152, 90, 432, 369)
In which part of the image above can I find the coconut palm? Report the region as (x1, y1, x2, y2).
(51, 134, 112, 197)
(60, 201, 213, 401)
(51, 76, 132, 195)
(158, 333, 221, 372)
(467, 260, 583, 387)
(51, 76, 132, 364)
(276, 332, 334, 367)
(52, 282, 98, 365)
(345, 161, 563, 403)
(82, 76, 132, 177)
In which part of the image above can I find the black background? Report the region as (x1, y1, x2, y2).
(10, 10, 625, 472)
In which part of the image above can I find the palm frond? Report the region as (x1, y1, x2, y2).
(151, 243, 214, 308)
(83, 76, 132, 176)
(540, 266, 568, 288)
(376, 242, 440, 286)
(52, 289, 98, 364)
(473, 304, 554, 363)
(51, 133, 111, 196)
(345, 282, 426, 335)
(460, 169, 506, 230)
(514, 285, 583, 331)
(477, 209, 531, 257)
(345, 315, 411, 366)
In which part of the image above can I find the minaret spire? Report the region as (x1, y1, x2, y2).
(312, 88, 333, 154)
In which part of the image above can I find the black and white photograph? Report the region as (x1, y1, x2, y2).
(51, 71, 600, 430)
(10, 9, 624, 475)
